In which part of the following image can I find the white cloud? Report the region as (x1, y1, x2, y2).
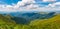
(0, 0, 60, 12)
(15, 0, 35, 7)
(12, 0, 37, 10)
(43, 0, 56, 2)
(0, 0, 38, 12)
(48, 2, 60, 7)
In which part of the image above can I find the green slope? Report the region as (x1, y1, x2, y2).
(29, 14, 60, 29)
(0, 14, 60, 29)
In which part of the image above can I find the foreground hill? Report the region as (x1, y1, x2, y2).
(0, 14, 16, 29)
(29, 14, 60, 29)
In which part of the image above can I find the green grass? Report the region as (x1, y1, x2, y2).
(29, 14, 60, 29)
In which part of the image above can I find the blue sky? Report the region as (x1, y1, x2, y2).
(0, 0, 59, 5)
(0, 0, 60, 12)
(0, 0, 58, 6)
(0, 0, 21, 4)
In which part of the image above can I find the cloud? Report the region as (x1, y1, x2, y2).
(15, 0, 36, 6)
(0, 0, 39, 12)
(43, 0, 56, 2)
(48, 2, 60, 7)
(13, 1, 35, 9)
(0, 0, 60, 12)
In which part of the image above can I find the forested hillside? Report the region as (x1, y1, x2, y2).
(0, 13, 60, 29)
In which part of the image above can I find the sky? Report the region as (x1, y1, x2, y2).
(0, 0, 60, 12)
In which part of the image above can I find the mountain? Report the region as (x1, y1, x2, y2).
(8, 12, 56, 24)
(9, 12, 55, 19)
(0, 12, 56, 24)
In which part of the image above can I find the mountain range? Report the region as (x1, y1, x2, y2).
(1, 12, 55, 24)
